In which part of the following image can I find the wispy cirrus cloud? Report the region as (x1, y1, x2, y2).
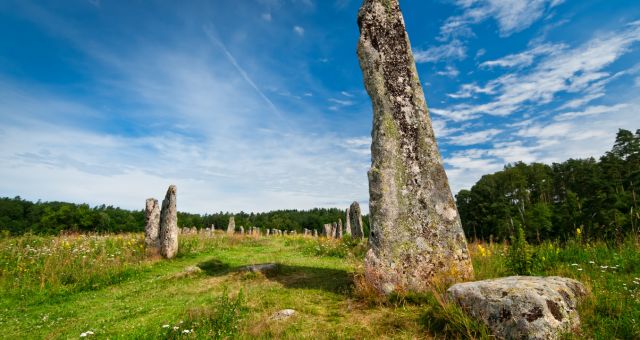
(441, 0, 564, 39)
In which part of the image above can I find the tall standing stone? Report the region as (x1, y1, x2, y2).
(357, 0, 473, 293)
(159, 185, 178, 259)
(227, 216, 235, 234)
(345, 207, 352, 236)
(337, 219, 344, 238)
(331, 222, 338, 239)
(348, 201, 364, 239)
(144, 198, 161, 251)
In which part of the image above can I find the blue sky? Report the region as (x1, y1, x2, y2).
(0, 0, 639, 214)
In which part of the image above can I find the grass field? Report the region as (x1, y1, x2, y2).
(1, 232, 639, 339)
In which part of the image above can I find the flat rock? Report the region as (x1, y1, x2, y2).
(172, 265, 202, 278)
(241, 263, 278, 273)
(270, 309, 296, 320)
(447, 276, 587, 340)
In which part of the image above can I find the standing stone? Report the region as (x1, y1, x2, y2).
(337, 219, 343, 239)
(357, 0, 473, 293)
(331, 222, 338, 239)
(144, 198, 161, 251)
(345, 207, 352, 236)
(159, 185, 178, 259)
(239, 226, 244, 234)
(348, 201, 365, 239)
(313, 229, 318, 237)
(266, 229, 271, 236)
(227, 216, 235, 234)
(323, 224, 331, 237)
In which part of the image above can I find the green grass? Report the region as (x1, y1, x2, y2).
(1, 233, 639, 339)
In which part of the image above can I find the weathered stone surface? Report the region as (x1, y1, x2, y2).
(331, 222, 338, 238)
(348, 201, 364, 239)
(242, 263, 277, 273)
(313, 229, 318, 237)
(239, 226, 244, 234)
(172, 265, 203, 278)
(159, 185, 178, 259)
(271, 309, 296, 321)
(323, 224, 332, 237)
(357, 0, 473, 293)
(345, 207, 352, 236)
(144, 198, 161, 251)
(337, 219, 344, 238)
(227, 216, 235, 234)
(448, 276, 587, 340)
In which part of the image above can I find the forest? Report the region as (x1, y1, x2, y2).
(0, 196, 363, 236)
(1, 129, 637, 244)
(456, 128, 640, 243)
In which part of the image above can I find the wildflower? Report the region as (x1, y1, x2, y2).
(571, 263, 578, 266)
(80, 331, 94, 337)
(589, 261, 595, 264)
(577, 268, 583, 271)
(182, 329, 192, 334)
(162, 325, 170, 328)
(173, 326, 179, 331)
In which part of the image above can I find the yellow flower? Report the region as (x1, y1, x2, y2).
(576, 228, 582, 236)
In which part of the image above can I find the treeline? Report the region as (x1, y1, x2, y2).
(0, 196, 368, 236)
(457, 129, 640, 243)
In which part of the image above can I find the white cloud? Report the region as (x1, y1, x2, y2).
(432, 119, 464, 138)
(447, 82, 496, 99)
(439, 22, 640, 120)
(341, 91, 354, 97)
(293, 25, 305, 36)
(262, 12, 272, 21)
(414, 40, 466, 64)
(555, 104, 628, 121)
(479, 43, 564, 69)
(447, 128, 502, 146)
(436, 66, 460, 78)
(443, 0, 564, 39)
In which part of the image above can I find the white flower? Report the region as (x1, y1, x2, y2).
(80, 334, 87, 338)
(173, 326, 179, 330)
(570, 263, 578, 266)
(182, 329, 191, 334)
(80, 330, 94, 337)
(589, 261, 595, 264)
(577, 268, 583, 271)
(162, 325, 170, 328)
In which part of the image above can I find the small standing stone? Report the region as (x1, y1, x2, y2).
(345, 206, 352, 236)
(144, 198, 161, 251)
(313, 229, 318, 237)
(239, 226, 244, 235)
(348, 201, 364, 239)
(227, 216, 235, 234)
(323, 224, 331, 237)
(159, 185, 178, 259)
(337, 219, 343, 239)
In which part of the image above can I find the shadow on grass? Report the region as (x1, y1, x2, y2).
(197, 258, 353, 295)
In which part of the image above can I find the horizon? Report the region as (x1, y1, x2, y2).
(1, 0, 639, 215)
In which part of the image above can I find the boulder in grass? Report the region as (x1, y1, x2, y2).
(447, 276, 587, 340)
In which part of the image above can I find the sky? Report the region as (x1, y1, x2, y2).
(0, 0, 639, 214)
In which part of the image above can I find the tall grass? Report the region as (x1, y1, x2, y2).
(0, 233, 147, 300)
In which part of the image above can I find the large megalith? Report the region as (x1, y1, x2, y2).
(159, 185, 178, 259)
(357, 0, 473, 293)
(227, 216, 235, 234)
(144, 198, 161, 252)
(348, 201, 364, 239)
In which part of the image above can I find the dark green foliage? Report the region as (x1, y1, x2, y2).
(0, 197, 368, 236)
(457, 129, 640, 243)
(506, 225, 534, 275)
